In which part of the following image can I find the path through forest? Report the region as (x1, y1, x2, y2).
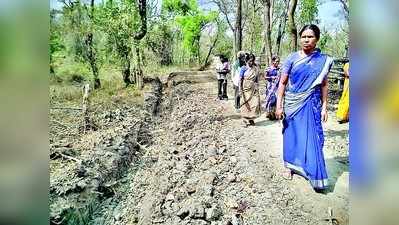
(50, 69, 349, 225)
(111, 70, 349, 225)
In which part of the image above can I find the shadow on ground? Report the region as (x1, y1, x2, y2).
(325, 156, 349, 193)
(255, 118, 279, 127)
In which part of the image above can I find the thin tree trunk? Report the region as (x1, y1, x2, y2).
(250, 0, 256, 52)
(133, 0, 147, 89)
(270, 0, 274, 29)
(197, 36, 201, 64)
(276, 0, 288, 57)
(264, 0, 272, 65)
(211, 0, 236, 58)
(87, 0, 100, 89)
(122, 49, 131, 87)
(134, 44, 143, 89)
(203, 31, 219, 68)
(288, 0, 298, 52)
(235, 0, 242, 52)
(233, 32, 237, 60)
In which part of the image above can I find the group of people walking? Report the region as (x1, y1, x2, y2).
(216, 52, 279, 126)
(215, 24, 349, 192)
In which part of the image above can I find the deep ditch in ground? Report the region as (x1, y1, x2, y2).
(50, 71, 348, 225)
(49, 77, 164, 225)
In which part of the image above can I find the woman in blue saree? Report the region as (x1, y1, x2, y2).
(263, 56, 280, 120)
(276, 24, 333, 191)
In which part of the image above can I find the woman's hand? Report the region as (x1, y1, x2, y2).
(321, 109, 328, 122)
(276, 107, 284, 120)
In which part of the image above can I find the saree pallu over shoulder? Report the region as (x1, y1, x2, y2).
(284, 52, 333, 119)
(282, 50, 333, 190)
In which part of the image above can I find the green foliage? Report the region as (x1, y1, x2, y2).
(176, 12, 217, 57)
(243, 2, 263, 55)
(213, 34, 233, 59)
(96, 1, 136, 65)
(298, 0, 318, 25)
(163, 0, 217, 60)
(162, 0, 198, 15)
(57, 62, 91, 84)
(50, 11, 65, 56)
(318, 30, 332, 51)
(211, 19, 233, 59)
(59, 2, 90, 63)
(145, 20, 174, 65)
(49, 0, 348, 85)
(320, 28, 348, 57)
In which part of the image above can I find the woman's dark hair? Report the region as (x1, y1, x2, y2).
(219, 54, 228, 63)
(299, 24, 320, 40)
(245, 53, 255, 62)
(271, 55, 279, 62)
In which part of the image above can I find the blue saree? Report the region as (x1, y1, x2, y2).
(281, 49, 333, 189)
(263, 66, 280, 113)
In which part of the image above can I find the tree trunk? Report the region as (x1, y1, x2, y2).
(264, 0, 272, 65)
(233, 31, 237, 59)
(235, 0, 242, 52)
(250, 0, 256, 52)
(197, 36, 201, 65)
(133, 0, 147, 90)
(133, 43, 143, 89)
(212, 0, 236, 58)
(276, 0, 288, 57)
(133, 0, 147, 40)
(122, 50, 131, 87)
(288, 0, 298, 52)
(202, 31, 219, 68)
(270, 0, 274, 29)
(86, 0, 100, 89)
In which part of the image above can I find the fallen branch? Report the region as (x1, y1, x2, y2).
(51, 151, 80, 162)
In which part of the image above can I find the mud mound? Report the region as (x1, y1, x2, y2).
(50, 80, 163, 225)
(50, 71, 348, 225)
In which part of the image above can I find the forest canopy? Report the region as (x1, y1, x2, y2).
(50, 0, 348, 89)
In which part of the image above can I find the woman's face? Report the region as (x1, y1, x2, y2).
(272, 59, 279, 67)
(300, 29, 318, 52)
(247, 58, 255, 67)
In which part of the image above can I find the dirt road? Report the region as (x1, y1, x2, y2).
(112, 71, 349, 225)
(50, 70, 349, 225)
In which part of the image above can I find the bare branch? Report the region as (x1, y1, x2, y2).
(209, 0, 235, 32)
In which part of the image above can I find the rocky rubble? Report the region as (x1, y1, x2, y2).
(50, 72, 348, 225)
(50, 79, 162, 225)
(107, 82, 331, 225)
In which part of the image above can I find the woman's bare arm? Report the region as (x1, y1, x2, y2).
(276, 74, 288, 119)
(239, 77, 243, 92)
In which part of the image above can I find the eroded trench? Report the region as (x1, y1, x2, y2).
(50, 75, 169, 225)
(50, 71, 348, 225)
